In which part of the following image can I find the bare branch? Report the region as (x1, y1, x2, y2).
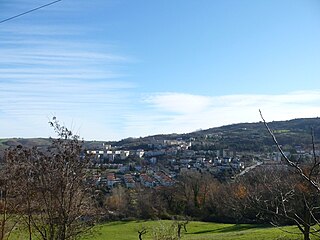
(259, 110, 320, 192)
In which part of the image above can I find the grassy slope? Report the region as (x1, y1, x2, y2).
(83, 221, 303, 240)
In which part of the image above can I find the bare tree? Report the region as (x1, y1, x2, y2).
(174, 219, 188, 240)
(177, 171, 211, 213)
(0, 166, 22, 240)
(137, 226, 147, 240)
(260, 110, 320, 192)
(152, 222, 179, 240)
(254, 111, 320, 240)
(150, 219, 188, 240)
(3, 117, 96, 240)
(3, 146, 37, 240)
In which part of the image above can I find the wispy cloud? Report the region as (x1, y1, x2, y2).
(121, 91, 320, 138)
(2, 1, 319, 141)
(0, 4, 134, 140)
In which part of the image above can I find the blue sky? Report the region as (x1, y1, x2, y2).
(1, 0, 320, 140)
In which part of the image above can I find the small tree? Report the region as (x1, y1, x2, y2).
(151, 219, 188, 240)
(174, 219, 188, 240)
(137, 226, 147, 240)
(152, 222, 179, 240)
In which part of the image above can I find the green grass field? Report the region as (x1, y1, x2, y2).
(82, 221, 304, 240)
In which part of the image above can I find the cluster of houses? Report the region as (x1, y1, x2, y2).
(86, 149, 144, 162)
(263, 145, 320, 162)
(94, 171, 175, 190)
(88, 137, 320, 190)
(87, 138, 249, 190)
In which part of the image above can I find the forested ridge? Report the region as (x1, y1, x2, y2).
(1, 117, 319, 153)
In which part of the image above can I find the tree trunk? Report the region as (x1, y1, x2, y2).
(303, 200, 311, 240)
(303, 225, 310, 240)
(177, 224, 182, 240)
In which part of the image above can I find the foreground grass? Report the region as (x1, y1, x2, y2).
(82, 221, 304, 240)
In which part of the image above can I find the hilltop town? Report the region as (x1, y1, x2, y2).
(1, 118, 319, 193)
(83, 117, 320, 191)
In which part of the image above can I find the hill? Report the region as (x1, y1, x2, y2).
(117, 117, 320, 152)
(1, 117, 320, 154)
(188, 117, 320, 152)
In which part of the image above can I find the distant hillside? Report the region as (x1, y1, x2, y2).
(0, 138, 52, 155)
(185, 118, 320, 152)
(0, 138, 108, 149)
(0, 138, 107, 157)
(1, 118, 320, 154)
(117, 118, 320, 152)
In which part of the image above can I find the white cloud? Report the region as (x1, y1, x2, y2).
(122, 90, 320, 138)
(144, 93, 212, 114)
(2, 87, 320, 140)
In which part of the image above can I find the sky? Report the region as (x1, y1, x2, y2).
(0, 0, 320, 140)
